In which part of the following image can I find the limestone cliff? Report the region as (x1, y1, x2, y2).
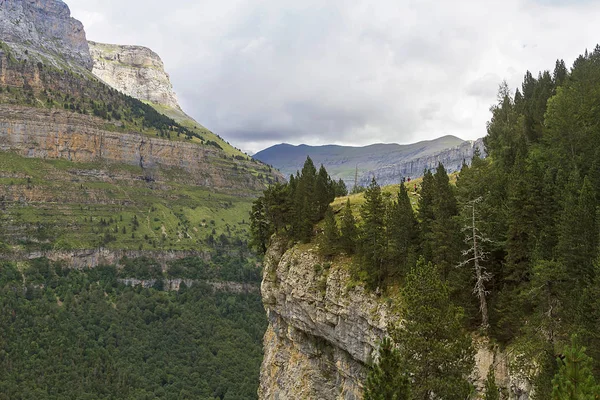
(360, 138, 486, 187)
(0, 105, 276, 191)
(89, 41, 181, 110)
(0, 0, 92, 69)
(259, 240, 533, 399)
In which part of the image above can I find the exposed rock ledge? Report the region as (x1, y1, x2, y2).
(0, 248, 209, 269)
(258, 240, 534, 399)
(0, 105, 272, 192)
(118, 278, 259, 294)
(89, 41, 181, 110)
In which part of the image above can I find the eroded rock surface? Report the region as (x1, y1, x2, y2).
(0, 105, 275, 192)
(89, 41, 181, 110)
(259, 240, 533, 399)
(0, 0, 92, 69)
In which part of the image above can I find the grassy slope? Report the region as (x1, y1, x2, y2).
(148, 102, 246, 158)
(0, 152, 255, 252)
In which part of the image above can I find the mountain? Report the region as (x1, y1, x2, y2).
(254, 135, 485, 187)
(0, 1, 277, 397)
(89, 41, 182, 110)
(0, 0, 92, 70)
(0, 0, 282, 255)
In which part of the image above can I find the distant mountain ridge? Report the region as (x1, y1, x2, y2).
(254, 136, 485, 187)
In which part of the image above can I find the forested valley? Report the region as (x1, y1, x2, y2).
(0, 255, 265, 400)
(251, 46, 600, 399)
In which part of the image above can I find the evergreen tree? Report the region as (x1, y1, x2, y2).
(431, 163, 460, 281)
(333, 179, 348, 197)
(553, 59, 569, 87)
(552, 336, 599, 400)
(364, 337, 410, 400)
(339, 199, 358, 255)
(557, 175, 598, 286)
(579, 259, 600, 374)
(386, 183, 418, 278)
(394, 258, 475, 400)
(358, 178, 388, 289)
(295, 157, 318, 242)
(484, 368, 500, 400)
(495, 144, 534, 342)
(249, 197, 272, 254)
(315, 164, 335, 217)
(319, 207, 339, 259)
(417, 169, 436, 262)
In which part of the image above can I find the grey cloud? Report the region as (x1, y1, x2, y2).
(466, 74, 504, 99)
(66, 0, 600, 152)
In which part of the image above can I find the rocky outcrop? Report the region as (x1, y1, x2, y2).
(259, 240, 399, 399)
(0, 105, 276, 191)
(259, 240, 533, 399)
(0, 248, 210, 269)
(0, 0, 92, 69)
(89, 42, 181, 110)
(118, 278, 259, 293)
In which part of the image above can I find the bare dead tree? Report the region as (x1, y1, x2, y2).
(458, 197, 492, 331)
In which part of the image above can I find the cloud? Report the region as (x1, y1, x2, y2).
(66, 0, 600, 152)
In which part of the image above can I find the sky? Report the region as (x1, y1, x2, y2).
(66, 0, 600, 153)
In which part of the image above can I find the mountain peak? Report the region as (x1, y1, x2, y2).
(88, 41, 181, 110)
(0, 0, 92, 69)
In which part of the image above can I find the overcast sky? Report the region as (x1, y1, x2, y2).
(66, 0, 600, 153)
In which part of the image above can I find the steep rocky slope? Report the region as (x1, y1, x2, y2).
(0, 0, 282, 256)
(0, 105, 271, 191)
(0, 0, 92, 69)
(259, 240, 533, 399)
(255, 136, 486, 186)
(89, 41, 181, 110)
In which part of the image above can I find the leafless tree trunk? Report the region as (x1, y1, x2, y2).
(458, 197, 491, 331)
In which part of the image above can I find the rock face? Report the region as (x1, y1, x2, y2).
(363, 138, 486, 187)
(89, 41, 181, 110)
(0, 105, 275, 191)
(0, 0, 92, 69)
(259, 240, 533, 399)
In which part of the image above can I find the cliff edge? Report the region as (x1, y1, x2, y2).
(0, 0, 92, 69)
(89, 41, 181, 110)
(259, 240, 534, 399)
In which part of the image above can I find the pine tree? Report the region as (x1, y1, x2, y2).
(249, 196, 272, 254)
(358, 178, 388, 289)
(394, 258, 475, 400)
(417, 169, 436, 262)
(295, 157, 318, 242)
(552, 336, 599, 400)
(339, 199, 358, 255)
(319, 207, 339, 259)
(364, 337, 410, 400)
(495, 144, 534, 343)
(484, 368, 500, 400)
(431, 163, 460, 280)
(557, 175, 597, 287)
(579, 259, 600, 374)
(553, 59, 569, 87)
(315, 164, 335, 217)
(333, 178, 348, 197)
(386, 183, 418, 278)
